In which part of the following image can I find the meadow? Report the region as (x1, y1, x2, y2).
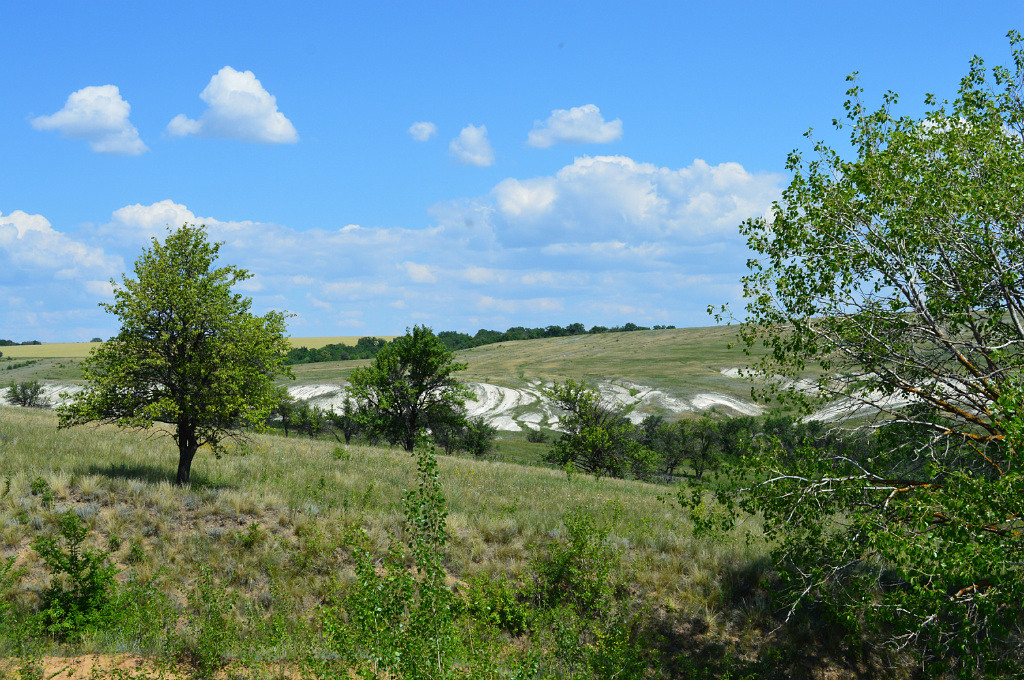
(0, 328, 886, 679)
(0, 404, 802, 679)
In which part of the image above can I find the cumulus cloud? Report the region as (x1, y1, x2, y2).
(408, 121, 437, 141)
(31, 85, 147, 155)
(449, 124, 494, 166)
(0, 211, 119, 275)
(167, 66, 298, 144)
(486, 155, 783, 246)
(527, 104, 622, 148)
(110, 199, 202, 237)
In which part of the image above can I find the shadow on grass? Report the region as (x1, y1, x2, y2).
(640, 556, 891, 680)
(82, 461, 234, 490)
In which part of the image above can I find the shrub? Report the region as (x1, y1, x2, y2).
(322, 438, 459, 680)
(31, 510, 119, 639)
(532, 506, 616, 615)
(5, 381, 48, 409)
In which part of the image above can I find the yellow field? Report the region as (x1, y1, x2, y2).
(0, 336, 400, 358)
(0, 342, 100, 358)
(286, 335, 399, 349)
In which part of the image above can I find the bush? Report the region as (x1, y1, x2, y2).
(5, 381, 48, 409)
(532, 507, 616, 615)
(322, 438, 459, 680)
(525, 428, 548, 443)
(460, 417, 497, 458)
(31, 510, 119, 639)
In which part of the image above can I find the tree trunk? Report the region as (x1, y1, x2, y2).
(176, 425, 198, 486)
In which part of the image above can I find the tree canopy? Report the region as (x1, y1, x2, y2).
(711, 34, 1024, 676)
(348, 325, 472, 452)
(58, 225, 291, 485)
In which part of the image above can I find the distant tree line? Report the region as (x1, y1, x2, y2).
(542, 379, 875, 483)
(0, 339, 41, 346)
(284, 322, 676, 365)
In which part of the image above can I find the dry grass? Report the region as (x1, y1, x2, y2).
(0, 405, 765, 629)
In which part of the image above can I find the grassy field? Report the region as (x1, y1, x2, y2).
(285, 326, 773, 399)
(0, 405, 821, 679)
(2, 328, 772, 406)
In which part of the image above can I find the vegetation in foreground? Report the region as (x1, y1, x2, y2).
(0, 405, 895, 679)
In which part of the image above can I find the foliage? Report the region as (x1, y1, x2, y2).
(460, 416, 498, 458)
(322, 438, 459, 679)
(57, 224, 292, 485)
(174, 567, 237, 679)
(544, 379, 654, 479)
(5, 381, 48, 409)
(31, 510, 119, 639)
(326, 396, 361, 444)
(348, 325, 473, 452)
(710, 35, 1024, 675)
(531, 506, 617, 615)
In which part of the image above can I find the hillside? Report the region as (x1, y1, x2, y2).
(3, 327, 777, 430)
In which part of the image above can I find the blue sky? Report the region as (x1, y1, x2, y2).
(3, 1, 1023, 341)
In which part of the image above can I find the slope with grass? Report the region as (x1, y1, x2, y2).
(0, 402, 890, 679)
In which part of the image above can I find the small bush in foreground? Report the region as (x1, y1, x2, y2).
(31, 510, 119, 639)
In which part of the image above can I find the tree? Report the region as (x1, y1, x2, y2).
(460, 416, 497, 458)
(711, 35, 1024, 675)
(326, 396, 361, 444)
(348, 325, 472, 452)
(544, 379, 654, 479)
(58, 225, 291, 486)
(6, 380, 49, 409)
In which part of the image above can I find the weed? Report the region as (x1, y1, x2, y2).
(126, 539, 145, 564)
(28, 477, 53, 508)
(466, 574, 528, 635)
(174, 567, 236, 679)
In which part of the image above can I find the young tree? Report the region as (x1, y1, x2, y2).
(711, 35, 1024, 675)
(544, 379, 652, 479)
(326, 396, 361, 444)
(57, 225, 291, 485)
(460, 416, 497, 458)
(348, 325, 472, 452)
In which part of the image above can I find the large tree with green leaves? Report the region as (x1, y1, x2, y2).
(348, 325, 472, 452)
(709, 34, 1024, 676)
(58, 225, 291, 485)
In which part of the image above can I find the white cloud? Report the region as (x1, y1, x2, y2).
(462, 266, 505, 285)
(487, 155, 783, 245)
(527, 104, 622, 148)
(110, 200, 201, 237)
(401, 261, 438, 283)
(477, 296, 564, 314)
(84, 280, 115, 298)
(408, 121, 437, 142)
(492, 178, 556, 219)
(449, 124, 494, 167)
(31, 85, 147, 156)
(167, 66, 298, 144)
(0, 211, 119, 274)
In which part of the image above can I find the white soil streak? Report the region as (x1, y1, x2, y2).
(20, 377, 767, 431)
(690, 393, 763, 416)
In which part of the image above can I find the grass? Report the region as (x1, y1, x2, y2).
(0, 405, 788, 677)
